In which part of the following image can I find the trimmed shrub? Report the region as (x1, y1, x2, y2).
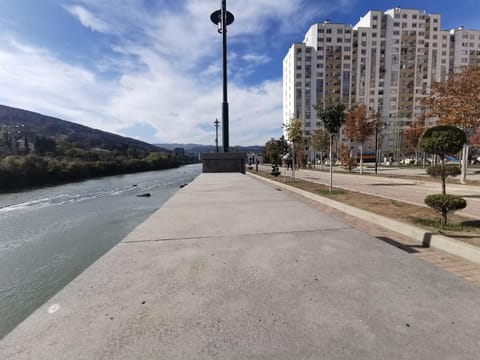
(424, 194, 467, 226)
(426, 164, 461, 178)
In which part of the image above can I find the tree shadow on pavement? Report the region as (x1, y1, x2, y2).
(376, 236, 425, 254)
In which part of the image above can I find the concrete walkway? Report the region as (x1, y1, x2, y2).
(1, 173, 480, 359)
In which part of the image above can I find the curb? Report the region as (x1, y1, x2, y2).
(248, 172, 480, 266)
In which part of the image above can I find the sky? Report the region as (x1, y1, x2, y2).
(1, 1, 480, 146)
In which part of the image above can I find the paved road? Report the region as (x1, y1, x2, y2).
(1, 173, 479, 359)
(260, 165, 480, 220)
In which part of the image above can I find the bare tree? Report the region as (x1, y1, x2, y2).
(311, 128, 329, 170)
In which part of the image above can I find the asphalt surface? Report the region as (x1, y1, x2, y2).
(1, 173, 479, 359)
(260, 165, 480, 220)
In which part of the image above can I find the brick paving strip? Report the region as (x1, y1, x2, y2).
(287, 189, 480, 287)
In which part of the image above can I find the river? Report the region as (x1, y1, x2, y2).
(0, 164, 201, 339)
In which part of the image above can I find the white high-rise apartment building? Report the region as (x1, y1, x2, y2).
(283, 7, 480, 159)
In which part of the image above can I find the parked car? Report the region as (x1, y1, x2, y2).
(400, 158, 415, 165)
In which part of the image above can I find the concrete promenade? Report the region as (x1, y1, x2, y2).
(1, 173, 480, 359)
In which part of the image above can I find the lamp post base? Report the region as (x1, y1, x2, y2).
(202, 152, 246, 174)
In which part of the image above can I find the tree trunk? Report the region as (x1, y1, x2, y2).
(292, 141, 295, 183)
(441, 156, 446, 195)
(460, 144, 468, 184)
(359, 143, 364, 175)
(441, 209, 447, 228)
(329, 136, 333, 193)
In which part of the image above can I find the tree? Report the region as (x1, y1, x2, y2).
(426, 165, 461, 193)
(404, 114, 426, 162)
(418, 125, 466, 194)
(314, 100, 346, 192)
(311, 128, 329, 169)
(34, 136, 56, 156)
(423, 65, 480, 183)
(425, 194, 467, 228)
(338, 143, 357, 172)
(344, 104, 375, 174)
(469, 126, 480, 147)
(263, 136, 288, 167)
(284, 118, 303, 178)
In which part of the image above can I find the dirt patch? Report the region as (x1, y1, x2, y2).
(251, 170, 480, 247)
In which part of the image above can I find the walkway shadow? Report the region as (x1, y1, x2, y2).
(460, 220, 480, 227)
(371, 183, 417, 186)
(376, 236, 425, 254)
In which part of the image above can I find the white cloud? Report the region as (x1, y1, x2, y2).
(64, 5, 110, 33)
(0, 0, 352, 146)
(0, 36, 119, 131)
(242, 54, 270, 65)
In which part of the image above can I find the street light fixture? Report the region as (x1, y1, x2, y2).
(210, 0, 234, 153)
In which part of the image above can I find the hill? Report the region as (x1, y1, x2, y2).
(0, 104, 167, 153)
(157, 143, 264, 154)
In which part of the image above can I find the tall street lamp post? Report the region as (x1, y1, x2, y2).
(214, 118, 220, 152)
(210, 0, 234, 153)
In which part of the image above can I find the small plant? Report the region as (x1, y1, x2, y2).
(270, 165, 280, 177)
(424, 194, 467, 227)
(426, 164, 461, 190)
(427, 164, 461, 178)
(317, 189, 346, 195)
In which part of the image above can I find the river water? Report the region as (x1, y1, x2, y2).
(0, 164, 201, 339)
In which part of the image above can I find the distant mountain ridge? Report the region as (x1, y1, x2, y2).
(0, 104, 168, 153)
(157, 143, 264, 154)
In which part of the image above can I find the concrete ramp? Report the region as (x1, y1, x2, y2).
(1, 173, 480, 359)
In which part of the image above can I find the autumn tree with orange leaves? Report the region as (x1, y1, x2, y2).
(344, 104, 375, 174)
(423, 65, 480, 183)
(470, 127, 480, 147)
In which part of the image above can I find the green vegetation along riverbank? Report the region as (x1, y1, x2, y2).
(0, 152, 183, 192)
